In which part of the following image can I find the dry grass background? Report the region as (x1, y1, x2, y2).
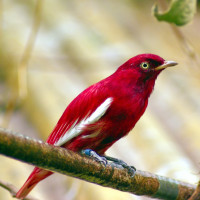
(0, 0, 200, 199)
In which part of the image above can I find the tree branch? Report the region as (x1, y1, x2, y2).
(0, 128, 196, 199)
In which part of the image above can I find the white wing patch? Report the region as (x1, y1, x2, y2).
(55, 97, 113, 146)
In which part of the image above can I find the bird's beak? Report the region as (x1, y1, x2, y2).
(155, 60, 178, 71)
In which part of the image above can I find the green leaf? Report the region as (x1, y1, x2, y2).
(153, 0, 197, 26)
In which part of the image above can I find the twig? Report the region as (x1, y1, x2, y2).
(0, 127, 196, 200)
(0, 179, 37, 200)
(188, 181, 200, 200)
(157, 0, 200, 68)
(1, 0, 43, 128)
(18, 0, 43, 99)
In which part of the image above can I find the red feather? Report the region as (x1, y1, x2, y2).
(16, 54, 176, 199)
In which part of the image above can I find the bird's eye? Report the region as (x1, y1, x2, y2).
(140, 62, 150, 70)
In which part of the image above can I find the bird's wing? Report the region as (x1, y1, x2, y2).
(54, 97, 113, 146)
(46, 82, 113, 146)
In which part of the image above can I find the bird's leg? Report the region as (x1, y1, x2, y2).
(81, 149, 107, 166)
(81, 149, 136, 177)
(104, 155, 136, 177)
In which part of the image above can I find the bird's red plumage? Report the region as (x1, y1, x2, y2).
(16, 54, 170, 199)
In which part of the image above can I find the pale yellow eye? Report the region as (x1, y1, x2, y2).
(140, 62, 150, 70)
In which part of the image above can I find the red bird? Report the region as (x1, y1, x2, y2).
(16, 54, 177, 199)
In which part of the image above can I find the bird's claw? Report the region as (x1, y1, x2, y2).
(123, 165, 136, 177)
(105, 155, 136, 177)
(81, 149, 107, 166)
(81, 150, 136, 176)
(116, 160, 136, 176)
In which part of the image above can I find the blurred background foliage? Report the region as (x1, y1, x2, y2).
(0, 0, 200, 199)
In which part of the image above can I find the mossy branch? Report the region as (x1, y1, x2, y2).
(0, 128, 196, 199)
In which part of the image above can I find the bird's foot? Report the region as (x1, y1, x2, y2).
(81, 149, 107, 166)
(104, 155, 136, 177)
(81, 149, 136, 177)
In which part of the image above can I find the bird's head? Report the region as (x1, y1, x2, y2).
(113, 54, 178, 97)
(117, 54, 177, 81)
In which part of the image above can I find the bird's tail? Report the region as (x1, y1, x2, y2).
(16, 167, 53, 199)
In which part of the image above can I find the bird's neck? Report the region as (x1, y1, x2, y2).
(136, 75, 157, 99)
(110, 70, 158, 100)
